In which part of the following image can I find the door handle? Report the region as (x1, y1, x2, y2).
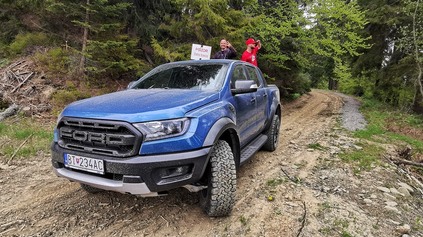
(263, 93, 268, 97)
(251, 97, 256, 103)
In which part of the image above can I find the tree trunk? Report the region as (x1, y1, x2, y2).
(412, 0, 423, 113)
(412, 90, 423, 114)
(328, 78, 338, 90)
(328, 78, 334, 90)
(79, 0, 90, 73)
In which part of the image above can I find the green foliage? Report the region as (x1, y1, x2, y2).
(1, 0, 420, 107)
(0, 58, 10, 68)
(150, 38, 186, 63)
(338, 74, 375, 97)
(353, 97, 423, 154)
(86, 38, 145, 79)
(251, 1, 308, 96)
(397, 0, 423, 58)
(306, 0, 371, 85)
(34, 47, 75, 76)
(352, 0, 423, 111)
(44, 0, 142, 82)
(8, 32, 51, 56)
(286, 93, 302, 101)
(52, 87, 91, 114)
(153, 0, 250, 63)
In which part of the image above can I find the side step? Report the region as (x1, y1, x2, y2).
(240, 134, 268, 165)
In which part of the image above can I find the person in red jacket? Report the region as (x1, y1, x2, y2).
(241, 38, 262, 67)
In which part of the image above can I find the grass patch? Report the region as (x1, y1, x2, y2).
(339, 143, 383, 171)
(239, 215, 248, 226)
(341, 231, 354, 237)
(319, 217, 353, 237)
(0, 117, 53, 161)
(266, 178, 285, 187)
(308, 143, 327, 151)
(345, 98, 423, 172)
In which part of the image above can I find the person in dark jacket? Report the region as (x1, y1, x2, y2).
(213, 38, 237, 59)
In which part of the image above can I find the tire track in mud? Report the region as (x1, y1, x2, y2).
(0, 90, 344, 237)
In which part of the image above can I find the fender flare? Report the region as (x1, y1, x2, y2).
(203, 117, 237, 147)
(264, 100, 281, 132)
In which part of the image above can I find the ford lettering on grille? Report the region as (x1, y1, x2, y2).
(59, 127, 134, 146)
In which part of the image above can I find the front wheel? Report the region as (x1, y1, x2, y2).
(263, 114, 280, 151)
(199, 140, 236, 217)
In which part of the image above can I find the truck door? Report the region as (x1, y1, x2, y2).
(231, 65, 258, 147)
(245, 65, 268, 133)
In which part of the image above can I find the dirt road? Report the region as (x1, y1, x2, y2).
(1, 90, 421, 237)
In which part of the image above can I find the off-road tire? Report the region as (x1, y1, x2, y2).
(263, 114, 280, 151)
(80, 183, 103, 194)
(200, 140, 236, 217)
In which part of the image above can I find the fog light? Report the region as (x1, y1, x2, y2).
(159, 166, 191, 179)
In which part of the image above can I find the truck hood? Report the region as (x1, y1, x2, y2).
(61, 89, 219, 123)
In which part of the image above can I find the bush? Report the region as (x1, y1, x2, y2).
(8, 32, 51, 56)
(52, 87, 91, 114)
(35, 47, 76, 76)
(339, 74, 374, 98)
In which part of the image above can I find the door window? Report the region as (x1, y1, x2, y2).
(245, 66, 262, 87)
(231, 65, 248, 88)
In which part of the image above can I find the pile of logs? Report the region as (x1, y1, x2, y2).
(0, 59, 52, 120)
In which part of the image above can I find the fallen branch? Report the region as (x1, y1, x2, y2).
(7, 134, 33, 164)
(7, 60, 25, 69)
(0, 104, 19, 121)
(385, 155, 423, 195)
(296, 201, 307, 237)
(11, 72, 34, 93)
(15, 71, 32, 76)
(281, 168, 300, 183)
(392, 158, 423, 168)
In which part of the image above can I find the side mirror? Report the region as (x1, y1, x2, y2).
(127, 81, 136, 89)
(231, 80, 258, 94)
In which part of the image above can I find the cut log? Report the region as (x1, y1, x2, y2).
(393, 158, 423, 168)
(0, 104, 19, 121)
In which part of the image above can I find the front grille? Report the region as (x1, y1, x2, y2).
(57, 117, 142, 157)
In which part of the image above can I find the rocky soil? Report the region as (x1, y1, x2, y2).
(0, 90, 422, 237)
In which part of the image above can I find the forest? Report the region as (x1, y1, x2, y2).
(0, 0, 422, 113)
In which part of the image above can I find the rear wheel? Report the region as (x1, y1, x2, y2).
(263, 114, 280, 151)
(199, 140, 236, 217)
(80, 183, 103, 194)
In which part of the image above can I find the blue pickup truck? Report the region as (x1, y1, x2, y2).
(51, 59, 281, 216)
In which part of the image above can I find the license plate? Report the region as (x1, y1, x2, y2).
(64, 154, 104, 174)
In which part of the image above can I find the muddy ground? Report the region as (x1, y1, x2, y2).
(0, 90, 422, 237)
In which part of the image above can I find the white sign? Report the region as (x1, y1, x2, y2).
(190, 44, 212, 60)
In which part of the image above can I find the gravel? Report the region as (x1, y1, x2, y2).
(336, 93, 368, 131)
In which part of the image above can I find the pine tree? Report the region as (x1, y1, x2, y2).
(46, 0, 140, 79)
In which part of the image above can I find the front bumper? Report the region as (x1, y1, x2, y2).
(51, 143, 211, 196)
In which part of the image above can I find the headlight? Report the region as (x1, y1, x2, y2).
(133, 118, 190, 141)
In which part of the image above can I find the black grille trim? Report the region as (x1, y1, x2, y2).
(57, 117, 143, 157)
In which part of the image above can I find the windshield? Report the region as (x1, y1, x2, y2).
(132, 64, 228, 91)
